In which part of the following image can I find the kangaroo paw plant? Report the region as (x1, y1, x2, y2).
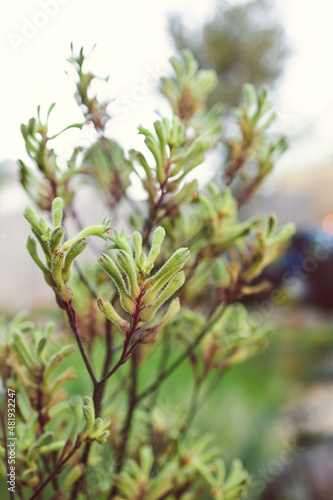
(0, 47, 295, 499)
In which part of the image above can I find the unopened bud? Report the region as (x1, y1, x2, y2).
(62, 238, 89, 283)
(116, 251, 140, 298)
(132, 231, 143, 266)
(24, 206, 43, 235)
(61, 464, 85, 492)
(145, 248, 190, 289)
(98, 254, 135, 313)
(80, 405, 95, 439)
(49, 227, 65, 254)
(97, 298, 130, 332)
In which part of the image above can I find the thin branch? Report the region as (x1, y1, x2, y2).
(181, 368, 229, 438)
(137, 307, 227, 401)
(108, 351, 138, 499)
(69, 319, 113, 500)
(71, 287, 143, 499)
(198, 368, 229, 407)
(36, 381, 59, 493)
(142, 176, 169, 245)
(70, 292, 143, 499)
(180, 377, 202, 440)
(63, 301, 97, 386)
(149, 335, 172, 475)
(99, 288, 144, 384)
(101, 318, 113, 379)
(29, 441, 81, 500)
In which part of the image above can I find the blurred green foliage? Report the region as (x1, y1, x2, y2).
(170, 0, 288, 107)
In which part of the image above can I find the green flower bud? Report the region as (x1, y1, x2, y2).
(224, 458, 249, 492)
(101, 416, 111, 430)
(36, 431, 54, 447)
(153, 272, 185, 310)
(270, 222, 295, 245)
(139, 305, 157, 324)
(69, 396, 83, 440)
(31, 228, 51, 267)
(49, 226, 65, 254)
(44, 344, 76, 384)
(11, 330, 36, 368)
(162, 117, 171, 142)
(36, 336, 47, 362)
(130, 150, 155, 198)
(98, 254, 135, 313)
(168, 158, 183, 178)
(39, 217, 48, 233)
(142, 263, 186, 304)
(158, 297, 181, 328)
(52, 198, 63, 226)
(146, 244, 160, 267)
(139, 128, 165, 184)
(180, 154, 205, 178)
(106, 229, 132, 256)
(267, 214, 278, 237)
(141, 283, 160, 306)
(154, 120, 167, 165)
(24, 206, 43, 236)
(39, 440, 66, 454)
(116, 250, 140, 298)
(26, 443, 40, 463)
(26, 236, 55, 288)
(132, 231, 143, 266)
(88, 416, 111, 441)
(180, 137, 211, 166)
(95, 430, 110, 444)
(88, 417, 104, 438)
(83, 396, 94, 407)
(52, 207, 63, 228)
(80, 405, 95, 439)
(243, 83, 256, 107)
(145, 248, 190, 289)
(138, 252, 147, 270)
(51, 251, 64, 286)
(173, 179, 198, 205)
(120, 295, 136, 315)
(62, 238, 89, 283)
(52, 197, 63, 212)
(170, 115, 185, 146)
(192, 70, 217, 101)
(61, 464, 85, 492)
(97, 297, 130, 332)
(49, 367, 77, 395)
(51, 252, 72, 302)
(22, 469, 39, 487)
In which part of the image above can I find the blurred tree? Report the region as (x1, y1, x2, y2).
(169, 0, 288, 107)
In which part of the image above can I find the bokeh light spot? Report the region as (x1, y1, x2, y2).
(322, 214, 333, 235)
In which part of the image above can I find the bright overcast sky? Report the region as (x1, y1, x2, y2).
(1, 0, 333, 173)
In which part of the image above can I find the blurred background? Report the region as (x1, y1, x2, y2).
(1, 0, 333, 498)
